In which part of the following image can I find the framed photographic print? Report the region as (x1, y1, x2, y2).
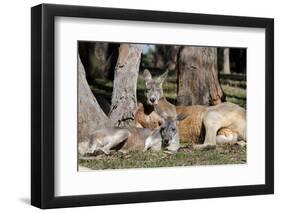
(31, 3, 274, 209)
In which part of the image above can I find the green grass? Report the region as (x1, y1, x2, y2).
(79, 144, 246, 170)
(221, 85, 246, 99)
(221, 84, 246, 108)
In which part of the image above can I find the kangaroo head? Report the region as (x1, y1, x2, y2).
(143, 69, 169, 106)
(159, 114, 186, 147)
(155, 106, 186, 148)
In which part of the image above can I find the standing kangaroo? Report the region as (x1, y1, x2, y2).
(134, 69, 246, 150)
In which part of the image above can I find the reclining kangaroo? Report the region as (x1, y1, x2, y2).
(134, 69, 246, 150)
(177, 102, 246, 150)
(85, 113, 185, 155)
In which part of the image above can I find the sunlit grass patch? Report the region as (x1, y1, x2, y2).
(221, 84, 246, 99)
(221, 84, 246, 108)
(79, 144, 246, 170)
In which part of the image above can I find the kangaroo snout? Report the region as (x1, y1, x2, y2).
(162, 138, 170, 146)
(149, 97, 156, 104)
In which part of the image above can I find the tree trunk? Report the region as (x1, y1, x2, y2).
(109, 44, 143, 127)
(78, 55, 110, 142)
(78, 42, 118, 82)
(154, 45, 180, 70)
(177, 47, 223, 106)
(223, 48, 231, 74)
(154, 46, 165, 69)
(89, 42, 109, 78)
(166, 46, 181, 71)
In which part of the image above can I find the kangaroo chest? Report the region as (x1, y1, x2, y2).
(135, 104, 163, 129)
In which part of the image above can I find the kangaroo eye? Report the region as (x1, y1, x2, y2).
(171, 127, 176, 131)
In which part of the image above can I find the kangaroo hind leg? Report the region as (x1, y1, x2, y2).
(193, 111, 221, 150)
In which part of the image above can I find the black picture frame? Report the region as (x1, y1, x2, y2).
(31, 3, 274, 209)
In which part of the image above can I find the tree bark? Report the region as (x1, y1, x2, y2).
(154, 45, 165, 69)
(109, 44, 143, 127)
(223, 48, 231, 74)
(166, 45, 181, 71)
(89, 42, 109, 78)
(78, 42, 118, 82)
(154, 45, 180, 70)
(78, 55, 110, 142)
(177, 47, 223, 106)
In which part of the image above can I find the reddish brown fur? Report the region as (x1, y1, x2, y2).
(177, 105, 239, 144)
(134, 97, 176, 129)
(176, 105, 208, 143)
(217, 128, 237, 137)
(120, 128, 153, 152)
(134, 103, 162, 129)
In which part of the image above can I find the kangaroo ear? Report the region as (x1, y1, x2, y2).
(143, 69, 152, 82)
(157, 70, 169, 84)
(177, 113, 187, 121)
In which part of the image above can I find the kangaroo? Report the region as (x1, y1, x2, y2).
(120, 113, 185, 153)
(144, 113, 186, 152)
(176, 102, 246, 150)
(85, 113, 186, 155)
(135, 69, 177, 129)
(134, 69, 246, 150)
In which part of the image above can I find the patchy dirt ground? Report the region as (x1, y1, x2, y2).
(79, 143, 246, 170)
